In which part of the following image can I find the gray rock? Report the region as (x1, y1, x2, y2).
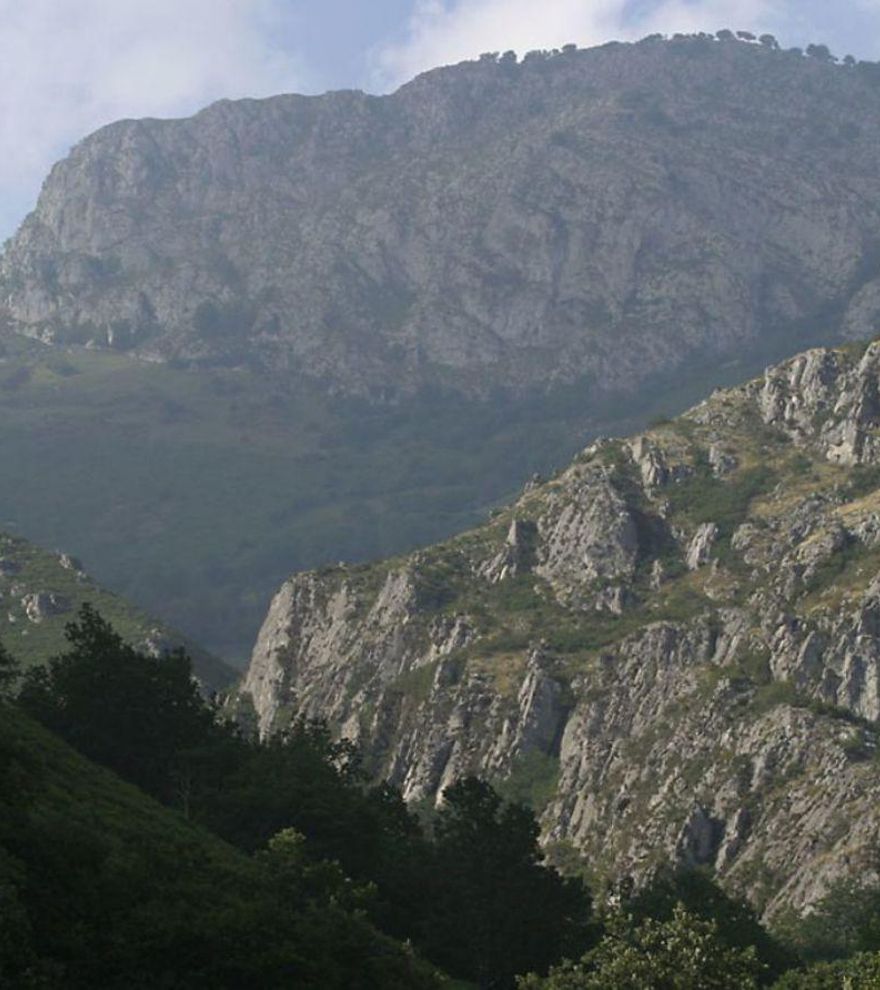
(57, 552, 84, 572)
(686, 523, 718, 570)
(21, 591, 71, 623)
(482, 518, 537, 583)
(234, 341, 880, 919)
(4, 40, 880, 402)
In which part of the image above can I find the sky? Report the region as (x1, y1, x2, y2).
(2, 0, 880, 241)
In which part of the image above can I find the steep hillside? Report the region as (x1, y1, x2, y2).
(0, 705, 441, 987)
(241, 339, 880, 919)
(0, 524, 233, 690)
(6, 36, 880, 400)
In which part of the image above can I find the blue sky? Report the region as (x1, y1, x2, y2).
(2, 0, 880, 241)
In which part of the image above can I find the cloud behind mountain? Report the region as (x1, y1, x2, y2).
(0, 0, 307, 241)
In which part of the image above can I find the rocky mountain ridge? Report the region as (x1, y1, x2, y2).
(6, 35, 880, 401)
(240, 339, 880, 918)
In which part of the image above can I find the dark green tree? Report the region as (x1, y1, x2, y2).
(18, 604, 221, 803)
(774, 877, 880, 963)
(201, 719, 372, 854)
(421, 777, 593, 988)
(772, 952, 880, 988)
(626, 866, 795, 982)
(196, 718, 433, 939)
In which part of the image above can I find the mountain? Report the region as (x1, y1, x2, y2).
(0, 524, 234, 691)
(4, 35, 880, 399)
(240, 339, 880, 919)
(5, 33, 880, 661)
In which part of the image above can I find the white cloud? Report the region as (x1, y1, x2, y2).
(374, 0, 622, 86)
(373, 0, 783, 89)
(0, 0, 307, 241)
(636, 0, 781, 38)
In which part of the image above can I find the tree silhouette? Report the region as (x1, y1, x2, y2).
(420, 778, 593, 988)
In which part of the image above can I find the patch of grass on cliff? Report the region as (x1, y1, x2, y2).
(844, 464, 880, 500)
(749, 678, 877, 734)
(468, 651, 530, 697)
(667, 455, 777, 537)
(485, 573, 547, 612)
(732, 647, 773, 687)
(802, 537, 866, 592)
(798, 541, 880, 613)
(414, 549, 473, 610)
(390, 660, 440, 705)
(494, 751, 560, 814)
(474, 571, 713, 662)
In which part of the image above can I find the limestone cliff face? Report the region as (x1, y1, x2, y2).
(6, 37, 880, 399)
(241, 341, 880, 917)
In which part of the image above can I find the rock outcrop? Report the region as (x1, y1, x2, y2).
(6, 37, 880, 400)
(240, 340, 880, 918)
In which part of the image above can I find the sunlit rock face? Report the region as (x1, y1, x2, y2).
(6, 37, 880, 403)
(242, 342, 880, 919)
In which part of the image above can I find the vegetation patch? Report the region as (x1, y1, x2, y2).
(390, 660, 440, 705)
(494, 750, 561, 813)
(667, 455, 777, 539)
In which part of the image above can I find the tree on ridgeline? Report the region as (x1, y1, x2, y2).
(806, 43, 836, 62)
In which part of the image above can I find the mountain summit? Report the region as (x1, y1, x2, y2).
(5, 35, 880, 401)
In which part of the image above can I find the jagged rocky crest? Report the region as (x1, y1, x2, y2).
(241, 340, 880, 919)
(6, 36, 880, 399)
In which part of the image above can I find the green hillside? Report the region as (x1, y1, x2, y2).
(0, 704, 441, 988)
(0, 336, 775, 663)
(0, 523, 233, 691)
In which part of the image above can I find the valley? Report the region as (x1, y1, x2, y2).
(6, 28, 880, 987)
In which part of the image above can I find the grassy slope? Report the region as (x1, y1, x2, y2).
(0, 531, 234, 689)
(3, 703, 244, 871)
(0, 336, 786, 664)
(1, 705, 264, 985)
